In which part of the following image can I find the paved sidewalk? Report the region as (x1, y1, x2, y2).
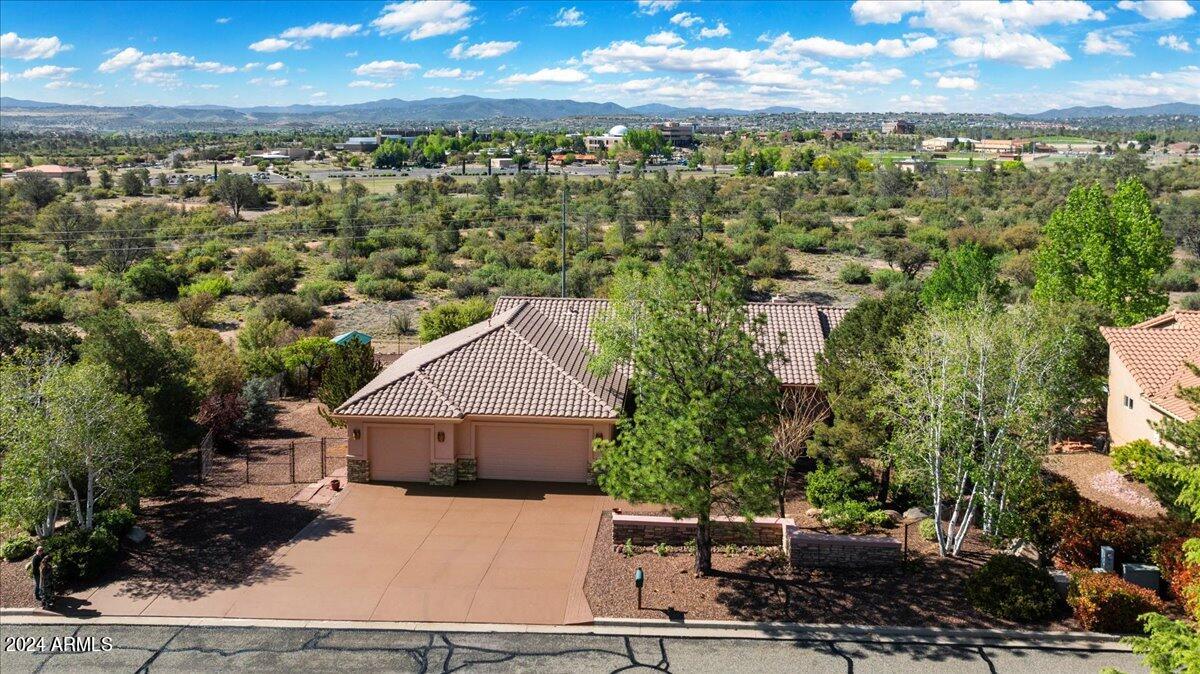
(0, 619, 1147, 673)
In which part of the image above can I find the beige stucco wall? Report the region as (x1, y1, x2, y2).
(1108, 346, 1164, 448)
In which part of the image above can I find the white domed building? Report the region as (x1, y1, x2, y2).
(586, 125, 630, 152)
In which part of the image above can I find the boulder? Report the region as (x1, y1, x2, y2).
(805, 507, 822, 518)
(125, 526, 148, 545)
(902, 507, 928, 521)
(882, 510, 902, 524)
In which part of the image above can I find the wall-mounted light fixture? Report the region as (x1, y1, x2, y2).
(352, 429, 361, 440)
(437, 431, 446, 442)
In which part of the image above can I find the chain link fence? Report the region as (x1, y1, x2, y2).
(199, 436, 348, 486)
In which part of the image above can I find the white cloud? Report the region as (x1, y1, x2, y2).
(499, 67, 588, 84)
(348, 80, 394, 89)
(353, 59, 421, 79)
(698, 22, 731, 39)
(448, 40, 519, 59)
(645, 31, 685, 46)
(216, 17, 231, 24)
(266, 61, 285, 71)
(1116, 1, 1195, 20)
(97, 47, 237, 84)
(0, 70, 9, 84)
(311, 91, 328, 99)
(1062, 65, 1200, 107)
(0, 32, 71, 60)
(19, 65, 77, 80)
(810, 64, 905, 84)
(1159, 34, 1193, 51)
(372, 1, 475, 40)
(553, 6, 586, 27)
(851, 0, 1105, 35)
(670, 12, 703, 28)
(767, 33, 937, 58)
(248, 77, 289, 87)
(44, 79, 100, 90)
(249, 38, 293, 52)
(242, 62, 262, 71)
(637, 1, 680, 15)
(584, 41, 784, 76)
(279, 22, 361, 40)
(424, 67, 482, 79)
(1083, 30, 1133, 55)
(936, 75, 978, 89)
(949, 33, 1070, 68)
(892, 93, 948, 111)
(910, 78, 922, 85)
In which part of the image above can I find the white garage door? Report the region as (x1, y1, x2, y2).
(368, 425, 431, 482)
(475, 424, 592, 483)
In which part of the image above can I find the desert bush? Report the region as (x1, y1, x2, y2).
(838, 262, 871, 284)
(1068, 570, 1166, 633)
(356, 276, 411, 300)
(326, 260, 359, 281)
(180, 275, 231, 298)
(1181, 293, 1200, 310)
(236, 262, 295, 296)
(1158, 268, 1198, 292)
(175, 292, 216, 327)
(870, 268, 907, 290)
(298, 279, 346, 305)
(123, 257, 180, 299)
(821, 500, 891, 533)
(1112, 440, 1182, 511)
(450, 276, 490, 298)
(804, 463, 873, 509)
(94, 507, 136, 538)
(418, 298, 493, 343)
(255, 294, 319, 326)
(919, 517, 938, 541)
(1, 533, 36, 561)
(966, 555, 1060, 622)
(44, 526, 121, 583)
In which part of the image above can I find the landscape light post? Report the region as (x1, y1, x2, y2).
(634, 567, 645, 609)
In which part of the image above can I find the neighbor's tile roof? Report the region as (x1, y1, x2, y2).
(1102, 310, 1200, 421)
(337, 297, 850, 420)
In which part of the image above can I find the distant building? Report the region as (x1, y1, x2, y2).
(1168, 141, 1198, 156)
(246, 147, 312, 164)
(921, 137, 976, 152)
(881, 120, 915, 135)
(651, 121, 695, 146)
(336, 137, 380, 153)
(894, 158, 922, 173)
(975, 138, 1022, 154)
(14, 164, 84, 179)
(490, 157, 515, 170)
(585, 125, 628, 152)
(821, 129, 853, 141)
(550, 153, 598, 165)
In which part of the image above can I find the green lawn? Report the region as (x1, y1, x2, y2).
(1033, 136, 1100, 144)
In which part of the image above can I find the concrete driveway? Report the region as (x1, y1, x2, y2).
(74, 482, 623, 625)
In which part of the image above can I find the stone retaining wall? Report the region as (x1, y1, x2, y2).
(785, 529, 900, 568)
(612, 514, 792, 547)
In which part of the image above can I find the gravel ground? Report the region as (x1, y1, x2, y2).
(1043, 452, 1165, 518)
(584, 512, 1079, 629)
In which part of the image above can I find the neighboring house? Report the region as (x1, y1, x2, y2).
(1101, 310, 1200, 448)
(14, 164, 83, 179)
(332, 297, 847, 486)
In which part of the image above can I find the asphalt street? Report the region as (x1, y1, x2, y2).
(0, 623, 1146, 673)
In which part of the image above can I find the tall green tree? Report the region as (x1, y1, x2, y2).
(921, 243, 1008, 310)
(590, 243, 781, 574)
(214, 172, 260, 218)
(317, 340, 381, 427)
(1033, 179, 1172, 326)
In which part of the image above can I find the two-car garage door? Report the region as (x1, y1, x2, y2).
(475, 424, 592, 483)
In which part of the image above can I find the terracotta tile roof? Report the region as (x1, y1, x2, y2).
(1102, 311, 1200, 422)
(338, 297, 850, 420)
(336, 301, 627, 419)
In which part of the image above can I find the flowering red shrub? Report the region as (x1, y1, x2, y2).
(1054, 502, 1134, 568)
(1068, 571, 1167, 633)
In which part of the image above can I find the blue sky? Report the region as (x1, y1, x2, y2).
(1, 0, 1197, 112)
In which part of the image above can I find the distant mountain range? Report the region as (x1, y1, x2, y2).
(0, 94, 804, 122)
(1020, 102, 1200, 120)
(1, 95, 1196, 131)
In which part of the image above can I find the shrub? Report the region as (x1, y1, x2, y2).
(239, 378, 276, 434)
(424, 270, 450, 289)
(1182, 293, 1200, 311)
(95, 507, 136, 538)
(418, 298, 494, 343)
(180, 275, 231, 298)
(1158, 268, 1198, 292)
(1, 533, 36, 561)
(356, 276, 411, 301)
(124, 257, 179, 299)
(1068, 571, 1166, 633)
(1112, 439, 1181, 510)
(176, 292, 216, 327)
(255, 294, 319, 326)
(298, 279, 346, 305)
(1054, 502, 1134, 568)
(21, 293, 65, 323)
(919, 517, 938, 542)
(966, 555, 1060, 622)
(450, 276, 490, 298)
(326, 260, 359, 281)
(870, 268, 907, 290)
(821, 500, 891, 533)
(839, 262, 871, 284)
(44, 526, 121, 583)
(237, 262, 295, 296)
(805, 463, 873, 509)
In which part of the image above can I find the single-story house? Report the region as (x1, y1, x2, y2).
(14, 164, 84, 179)
(332, 297, 848, 486)
(1101, 309, 1200, 448)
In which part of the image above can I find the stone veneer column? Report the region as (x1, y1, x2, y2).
(347, 457, 370, 483)
(455, 457, 477, 481)
(429, 462, 457, 486)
